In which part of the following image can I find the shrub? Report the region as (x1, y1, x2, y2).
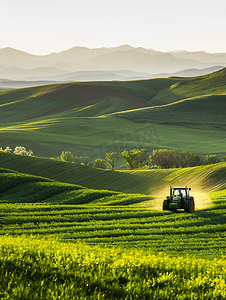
(206, 154, 221, 165)
(13, 146, 33, 156)
(122, 149, 147, 169)
(106, 152, 120, 170)
(94, 158, 107, 169)
(150, 149, 177, 169)
(175, 150, 201, 168)
(0, 146, 12, 153)
(60, 151, 74, 162)
(150, 149, 201, 169)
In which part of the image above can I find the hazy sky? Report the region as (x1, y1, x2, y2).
(1, 0, 226, 55)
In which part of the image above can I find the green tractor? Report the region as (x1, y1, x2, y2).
(163, 186, 195, 212)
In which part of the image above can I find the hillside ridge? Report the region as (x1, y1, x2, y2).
(1, 152, 226, 210)
(0, 68, 226, 158)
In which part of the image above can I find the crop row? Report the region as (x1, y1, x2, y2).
(1, 235, 226, 299)
(1, 167, 226, 259)
(2, 212, 226, 258)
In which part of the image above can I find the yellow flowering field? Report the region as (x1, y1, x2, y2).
(1, 235, 226, 300)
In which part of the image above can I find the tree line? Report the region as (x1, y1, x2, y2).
(150, 149, 224, 169)
(59, 149, 148, 170)
(0, 145, 225, 170)
(59, 149, 226, 170)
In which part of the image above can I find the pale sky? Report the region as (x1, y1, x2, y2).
(1, 0, 226, 55)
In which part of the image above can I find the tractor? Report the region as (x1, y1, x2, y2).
(163, 186, 195, 212)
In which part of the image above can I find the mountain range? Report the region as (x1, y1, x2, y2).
(0, 45, 226, 84)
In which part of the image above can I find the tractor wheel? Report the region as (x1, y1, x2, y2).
(163, 199, 169, 211)
(190, 198, 195, 212)
(184, 200, 189, 212)
(185, 198, 195, 212)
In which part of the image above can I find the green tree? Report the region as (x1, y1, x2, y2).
(94, 158, 107, 169)
(14, 146, 33, 156)
(74, 156, 91, 166)
(106, 152, 120, 170)
(82, 156, 90, 166)
(206, 154, 221, 165)
(176, 150, 201, 168)
(74, 156, 83, 164)
(150, 149, 177, 169)
(224, 156, 226, 162)
(121, 149, 147, 169)
(0, 146, 12, 153)
(60, 151, 74, 162)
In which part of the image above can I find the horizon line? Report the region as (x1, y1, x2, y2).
(1, 44, 226, 56)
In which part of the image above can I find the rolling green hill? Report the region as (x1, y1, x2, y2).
(115, 94, 226, 126)
(115, 68, 226, 125)
(1, 154, 226, 298)
(0, 69, 226, 159)
(0, 166, 149, 206)
(1, 152, 226, 210)
(150, 67, 226, 106)
(1, 158, 226, 256)
(1, 113, 225, 160)
(2, 55, 226, 300)
(0, 78, 182, 123)
(1, 61, 226, 300)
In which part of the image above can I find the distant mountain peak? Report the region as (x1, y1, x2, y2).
(170, 50, 188, 54)
(0, 45, 226, 78)
(115, 44, 134, 50)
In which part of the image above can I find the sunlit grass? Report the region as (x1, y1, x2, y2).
(1, 235, 226, 299)
(0, 119, 59, 132)
(1, 162, 226, 298)
(1, 71, 226, 298)
(1, 165, 226, 257)
(0, 73, 225, 159)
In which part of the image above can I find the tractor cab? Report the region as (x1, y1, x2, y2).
(163, 186, 194, 212)
(170, 187, 190, 209)
(171, 187, 190, 198)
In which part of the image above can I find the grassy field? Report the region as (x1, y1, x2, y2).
(116, 94, 226, 127)
(1, 79, 179, 123)
(150, 67, 226, 106)
(1, 113, 226, 160)
(2, 235, 226, 300)
(0, 70, 226, 159)
(1, 164, 226, 256)
(1, 161, 226, 298)
(1, 69, 226, 298)
(0, 152, 226, 197)
(1, 235, 226, 300)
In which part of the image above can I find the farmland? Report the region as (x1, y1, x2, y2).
(0, 69, 226, 159)
(0, 155, 225, 299)
(1, 68, 226, 298)
(1, 157, 226, 255)
(1, 235, 226, 300)
(1, 160, 226, 299)
(0, 152, 225, 201)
